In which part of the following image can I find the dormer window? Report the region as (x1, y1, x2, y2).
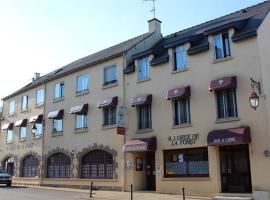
(213, 32, 231, 60)
(138, 57, 150, 81)
(173, 45, 187, 71)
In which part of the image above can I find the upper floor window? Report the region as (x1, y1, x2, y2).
(216, 88, 238, 119)
(36, 89, 45, 105)
(21, 95, 28, 110)
(8, 100, 15, 115)
(138, 57, 150, 81)
(213, 32, 231, 60)
(77, 74, 89, 93)
(6, 130, 13, 142)
(35, 123, 43, 136)
(173, 45, 187, 71)
(104, 65, 117, 86)
(137, 104, 151, 130)
(54, 82, 64, 100)
(53, 119, 63, 133)
(19, 127, 27, 139)
(103, 106, 117, 126)
(75, 114, 88, 130)
(173, 98, 191, 126)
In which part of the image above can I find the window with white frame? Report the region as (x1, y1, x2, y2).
(172, 98, 191, 126)
(216, 88, 238, 119)
(8, 100, 15, 114)
(54, 82, 64, 99)
(103, 106, 116, 126)
(213, 32, 231, 60)
(137, 104, 151, 130)
(77, 74, 89, 93)
(21, 95, 28, 110)
(75, 114, 88, 129)
(19, 127, 27, 139)
(36, 89, 45, 105)
(138, 57, 150, 80)
(35, 123, 43, 136)
(6, 130, 13, 142)
(53, 119, 63, 133)
(104, 65, 117, 86)
(173, 45, 187, 71)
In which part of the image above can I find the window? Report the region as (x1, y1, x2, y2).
(213, 32, 231, 60)
(19, 127, 27, 139)
(173, 45, 187, 71)
(22, 155, 38, 177)
(103, 106, 116, 126)
(138, 57, 150, 80)
(6, 130, 13, 142)
(173, 98, 191, 125)
(35, 123, 43, 136)
(81, 150, 113, 179)
(54, 82, 64, 99)
(216, 88, 238, 119)
(36, 89, 45, 105)
(164, 148, 209, 177)
(47, 153, 71, 178)
(137, 105, 151, 130)
(53, 119, 63, 133)
(75, 114, 87, 129)
(21, 95, 28, 110)
(77, 74, 89, 93)
(8, 100, 15, 115)
(104, 65, 117, 86)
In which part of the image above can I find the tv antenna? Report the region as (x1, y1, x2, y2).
(143, 0, 157, 18)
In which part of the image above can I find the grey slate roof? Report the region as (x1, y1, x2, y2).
(2, 32, 153, 100)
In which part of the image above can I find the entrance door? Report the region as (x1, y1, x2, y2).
(145, 152, 156, 191)
(219, 144, 252, 193)
(6, 162, 14, 176)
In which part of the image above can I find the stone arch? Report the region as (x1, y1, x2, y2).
(19, 151, 41, 177)
(1, 153, 18, 177)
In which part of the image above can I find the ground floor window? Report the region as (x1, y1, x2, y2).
(81, 150, 113, 179)
(47, 153, 71, 178)
(22, 155, 38, 177)
(164, 147, 209, 177)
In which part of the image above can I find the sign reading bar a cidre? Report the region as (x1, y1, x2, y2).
(167, 133, 199, 146)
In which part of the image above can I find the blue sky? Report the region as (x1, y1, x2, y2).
(0, 0, 265, 99)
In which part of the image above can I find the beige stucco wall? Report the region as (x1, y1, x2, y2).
(124, 27, 270, 197)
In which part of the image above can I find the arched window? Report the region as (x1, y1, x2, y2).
(47, 153, 71, 178)
(81, 150, 113, 179)
(3, 157, 15, 176)
(22, 155, 38, 177)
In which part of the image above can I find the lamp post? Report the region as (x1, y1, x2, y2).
(249, 78, 261, 110)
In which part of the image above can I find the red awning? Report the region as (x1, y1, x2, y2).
(14, 119, 27, 127)
(166, 86, 191, 100)
(209, 76, 237, 91)
(97, 96, 118, 108)
(207, 126, 251, 146)
(47, 109, 64, 119)
(130, 94, 152, 107)
(2, 123, 13, 130)
(70, 104, 88, 115)
(29, 114, 43, 123)
(124, 137, 157, 152)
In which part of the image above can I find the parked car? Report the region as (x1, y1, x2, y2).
(0, 170, 12, 186)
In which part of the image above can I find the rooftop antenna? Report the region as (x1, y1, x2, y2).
(143, 0, 156, 18)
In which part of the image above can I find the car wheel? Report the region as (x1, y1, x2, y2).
(6, 182, 11, 187)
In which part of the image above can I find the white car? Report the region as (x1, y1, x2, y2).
(0, 170, 12, 186)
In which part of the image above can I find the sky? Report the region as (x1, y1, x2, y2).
(0, 0, 266, 100)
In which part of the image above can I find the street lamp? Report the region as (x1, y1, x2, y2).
(31, 124, 37, 135)
(249, 78, 261, 110)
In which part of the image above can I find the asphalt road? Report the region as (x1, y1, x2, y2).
(0, 185, 88, 200)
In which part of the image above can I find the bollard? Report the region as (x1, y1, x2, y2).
(182, 187, 185, 200)
(89, 182, 93, 198)
(131, 184, 133, 200)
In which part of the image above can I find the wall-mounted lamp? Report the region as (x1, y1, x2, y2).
(31, 123, 37, 135)
(249, 78, 261, 110)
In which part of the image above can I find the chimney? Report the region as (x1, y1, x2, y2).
(33, 72, 40, 81)
(148, 18, 161, 33)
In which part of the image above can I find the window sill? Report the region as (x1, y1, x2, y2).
(102, 124, 117, 130)
(19, 138, 27, 142)
(53, 97, 64, 103)
(6, 141, 13, 144)
(215, 117, 240, 123)
(20, 108, 29, 113)
(102, 82, 118, 90)
(172, 123, 192, 129)
(161, 177, 211, 181)
(52, 132, 63, 137)
(136, 128, 153, 133)
(76, 89, 89, 97)
(35, 103, 44, 108)
(33, 135, 43, 140)
(74, 128, 88, 134)
(7, 113, 15, 117)
(213, 56, 233, 64)
(171, 68, 188, 74)
(137, 78, 151, 83)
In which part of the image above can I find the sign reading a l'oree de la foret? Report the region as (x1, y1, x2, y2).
(167, 133, 200, 146)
